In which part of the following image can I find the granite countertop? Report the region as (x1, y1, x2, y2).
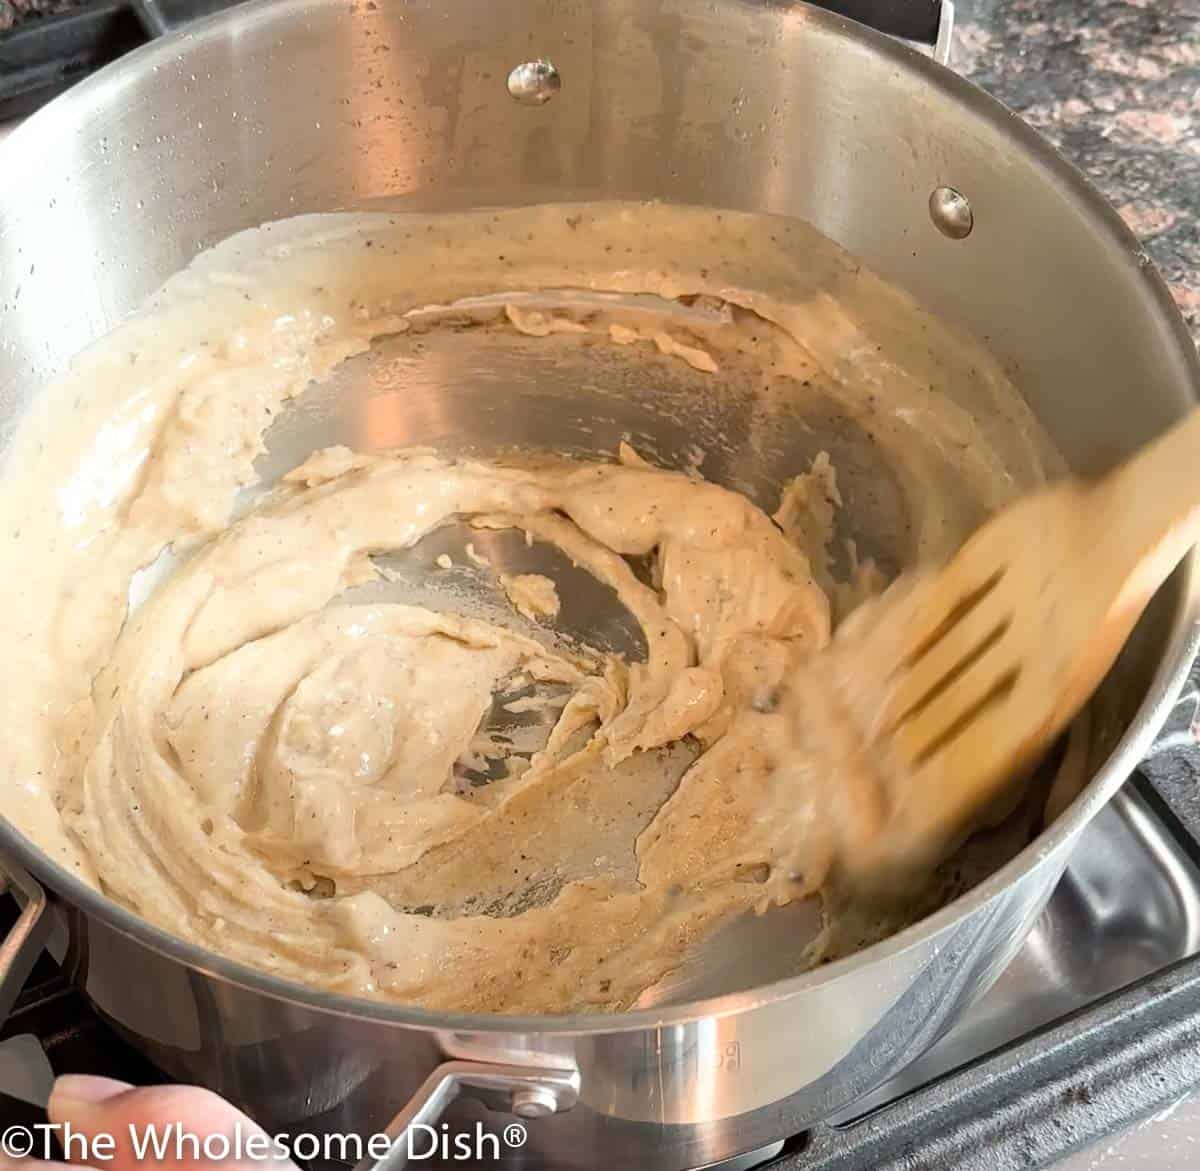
(954, 0, 1200, 343)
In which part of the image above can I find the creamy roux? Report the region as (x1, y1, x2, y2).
(0, 203, 1058, 1011)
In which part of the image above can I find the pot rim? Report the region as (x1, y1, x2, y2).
(1, 0, 1198, 1038)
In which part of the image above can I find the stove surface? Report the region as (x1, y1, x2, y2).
(828, 781, 1200, 1126)
(0, 0, 242, 117)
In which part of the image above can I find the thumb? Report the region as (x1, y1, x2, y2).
(48, 1077, 297, 1171)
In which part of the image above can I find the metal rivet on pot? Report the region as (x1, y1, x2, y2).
(507, 59, 561, 104)
(511, 1086, 558, 1118)
(929, 186, 974, 239)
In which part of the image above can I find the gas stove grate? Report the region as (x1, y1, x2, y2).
(0, 0, 240, 119)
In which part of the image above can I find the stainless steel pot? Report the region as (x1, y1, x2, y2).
(0, 1, 1198, 1167)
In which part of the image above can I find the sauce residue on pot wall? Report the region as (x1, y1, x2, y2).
(0, 203, 1059, 1011)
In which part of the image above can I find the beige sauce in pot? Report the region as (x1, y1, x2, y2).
(0, 203, 1059, 1011)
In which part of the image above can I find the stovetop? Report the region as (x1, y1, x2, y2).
(0, 0, 243, 117)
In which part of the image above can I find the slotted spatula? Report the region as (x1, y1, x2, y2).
(810, 406, 1200, 883)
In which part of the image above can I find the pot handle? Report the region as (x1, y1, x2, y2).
(806, 0, 955, 67)
(0, 859, 51, 1025)
(351, 1060, 580, 1171)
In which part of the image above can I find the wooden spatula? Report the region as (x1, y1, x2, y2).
(804, 407, 1200, 885)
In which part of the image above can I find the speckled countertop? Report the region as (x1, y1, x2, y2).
(954, 0, 1200, 342)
